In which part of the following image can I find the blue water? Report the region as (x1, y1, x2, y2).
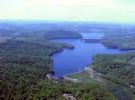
(81, 33, 104, 39)
(52, 33, 127, 77)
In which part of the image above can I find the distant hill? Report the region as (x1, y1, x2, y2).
(44, 30, 82, 39)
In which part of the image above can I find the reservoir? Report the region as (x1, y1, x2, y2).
(52, 33, 127, 77)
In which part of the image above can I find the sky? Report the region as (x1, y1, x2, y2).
(0, 0, 135, 23)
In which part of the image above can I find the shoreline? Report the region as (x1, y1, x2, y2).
(50, 37, 135, 82)
(63, 66, 88, 77)
(63, 67, 90, 82)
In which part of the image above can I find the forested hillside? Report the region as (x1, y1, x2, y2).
(0, 39, 115, 99)
(1, 22, 135, 99)
(92, 53, 135, 99)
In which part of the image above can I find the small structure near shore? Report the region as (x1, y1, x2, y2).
(46, 74, 59, 81)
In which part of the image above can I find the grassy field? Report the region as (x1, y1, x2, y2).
(67, 70, 93, 82)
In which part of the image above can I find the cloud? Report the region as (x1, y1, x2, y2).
(0, 0, 135, 23)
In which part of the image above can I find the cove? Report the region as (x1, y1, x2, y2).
(52, 33, 128, 77)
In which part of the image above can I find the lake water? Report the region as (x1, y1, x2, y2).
(52, 33, 127, 77)
(81, 33, 104, 39)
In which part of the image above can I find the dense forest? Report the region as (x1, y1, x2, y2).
(67, 52, 135, 99)
(0, 22, 117, 100)
(0, 39, 115, 99)
(0, 22, 135, 99)
(92, 53, 135, 99)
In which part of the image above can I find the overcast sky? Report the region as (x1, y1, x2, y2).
(0, 0, 135, 23)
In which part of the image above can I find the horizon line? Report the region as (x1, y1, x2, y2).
(0, 19, 135, 25)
